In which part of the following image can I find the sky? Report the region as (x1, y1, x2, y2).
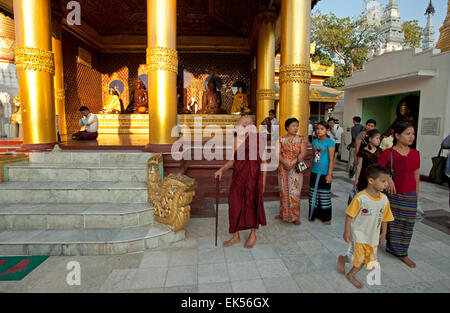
(313, 0, 448, 43)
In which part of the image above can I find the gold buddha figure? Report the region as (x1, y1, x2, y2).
(198, 80, 226, 114)
(230, 86, 251, 115)
(133, 80, 148, 114)
(100, 88, 122, 114)
(10, 95, 21, 124)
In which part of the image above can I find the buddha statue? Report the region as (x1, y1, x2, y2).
(198, 80, 227, 114)
(10, 95, 21, 125)
(383, 101, 416, 139)
(132, 80, 148, 114)
(230, 87, 251, 115)
(100, 88, 122, 114)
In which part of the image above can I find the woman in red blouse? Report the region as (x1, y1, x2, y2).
(378, 122, 420, 268)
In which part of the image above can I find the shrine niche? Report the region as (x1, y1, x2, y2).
(177, 53, 251, 114)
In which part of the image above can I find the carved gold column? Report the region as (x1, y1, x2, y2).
(279, 0, 312, 137)
(52, 16, 67, 136)
(13, 0, 56, 150)
(145, 0, 178, 150)
(256, 7, 277, 127)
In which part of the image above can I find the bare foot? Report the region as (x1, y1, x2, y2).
(244, 235, 257, 249)
(337, 255, 348, 274)
(274, 215, 282, 220)
(323, 221, 332, 226)
(293, 220, 301, 226)
(223, 236, 240, 247)
(400, 257, 416, 268)
(346, 273, 363, 289)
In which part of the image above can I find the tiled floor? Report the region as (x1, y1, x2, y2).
(1, 162, 449, 293)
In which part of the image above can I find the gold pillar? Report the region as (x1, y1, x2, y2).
(146, 0, 178, 147)
(279, 0, 312, 137)
(256, 8, 277, 127)
(13, 0, 56, 149)
(52, 17, 67, 135)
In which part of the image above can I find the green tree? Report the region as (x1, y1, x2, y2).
(402, 20, 424, 48)
(310, 10, 379, 88)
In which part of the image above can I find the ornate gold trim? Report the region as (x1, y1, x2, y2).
(146, 46, 178, 74)
(256, 89, 276, 101)
(15, 47, 55, 75)
(279, 64, 311, 85)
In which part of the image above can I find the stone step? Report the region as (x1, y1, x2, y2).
(0, 225, 185, 256)
(0, 203, 154, 230)
(7, 163, 147, 182)
(0, 182, 148, 204)
(29, 151, 152, 165)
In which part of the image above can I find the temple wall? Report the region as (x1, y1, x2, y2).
(62, 29, 102, 135)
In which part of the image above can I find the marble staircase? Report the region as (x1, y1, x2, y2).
(0, 151, 184, 256)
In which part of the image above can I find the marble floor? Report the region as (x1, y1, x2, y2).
(1, 162, 449, 293)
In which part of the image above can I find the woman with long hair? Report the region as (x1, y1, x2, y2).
(309, 121, 335, 225)
(377, 122, 420, 268)
(277, 118, 307, 225)
(353, 129, 382, 192)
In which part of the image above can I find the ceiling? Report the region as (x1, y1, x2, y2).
(54, 0, 320, 37)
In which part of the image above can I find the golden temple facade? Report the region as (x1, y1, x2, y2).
(1, 0, 321, 150)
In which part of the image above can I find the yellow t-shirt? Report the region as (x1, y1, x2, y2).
(346, 190, 394, 247)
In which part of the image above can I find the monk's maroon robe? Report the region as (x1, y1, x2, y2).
(228, 135, 267, 233)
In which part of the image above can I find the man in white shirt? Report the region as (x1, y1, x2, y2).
(72, 106, 99, 140)
(327, 118, 346, 165)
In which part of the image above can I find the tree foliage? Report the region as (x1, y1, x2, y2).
(311, 10, 379, 88)
(402, 20, 424, 48)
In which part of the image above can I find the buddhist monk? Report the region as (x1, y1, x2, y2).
(214, 116, 267, 248)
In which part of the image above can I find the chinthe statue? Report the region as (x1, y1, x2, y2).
(100, 88, 122, 114)
(230, 87, 251, 115)
(198, 80, 227, 114)
(133, 80, 148, 114)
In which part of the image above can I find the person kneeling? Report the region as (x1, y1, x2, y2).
(337, 164, 394, 289)
(72, 106, 98, 141)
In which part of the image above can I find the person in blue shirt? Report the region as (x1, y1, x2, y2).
(309, 120, 335, 225)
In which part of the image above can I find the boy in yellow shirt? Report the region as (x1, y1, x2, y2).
(338, 164, 394, 289)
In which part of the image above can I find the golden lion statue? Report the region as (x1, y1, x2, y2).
(147, 153, 197, 233)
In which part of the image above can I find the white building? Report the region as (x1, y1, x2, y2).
(341, 47, 450, 175)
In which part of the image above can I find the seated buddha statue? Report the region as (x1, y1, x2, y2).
(10, 95, 21, 125)
(100, 88, 122, 114)
(133, 80, 148, 114)
(230, 87, 251, 115)
(198, 80, 227, 114)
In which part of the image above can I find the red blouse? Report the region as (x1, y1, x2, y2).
(377, 148, 420, 194)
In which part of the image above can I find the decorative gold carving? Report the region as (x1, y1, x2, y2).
(55, 88, 65, 101)
(279, 64, 311, 85)
(256, 89, 276, 101)
(147, 153, 197, 233)
(15, 47, 55, 75)
(310, 61, 335, 77)
(146, 47, 178, 74)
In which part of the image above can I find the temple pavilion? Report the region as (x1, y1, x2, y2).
(0, 0, 322, 151)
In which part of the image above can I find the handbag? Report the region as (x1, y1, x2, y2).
(429, 148, 447, 184)
(296, 161, 308, 173)
(347, 187, 359, 205)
